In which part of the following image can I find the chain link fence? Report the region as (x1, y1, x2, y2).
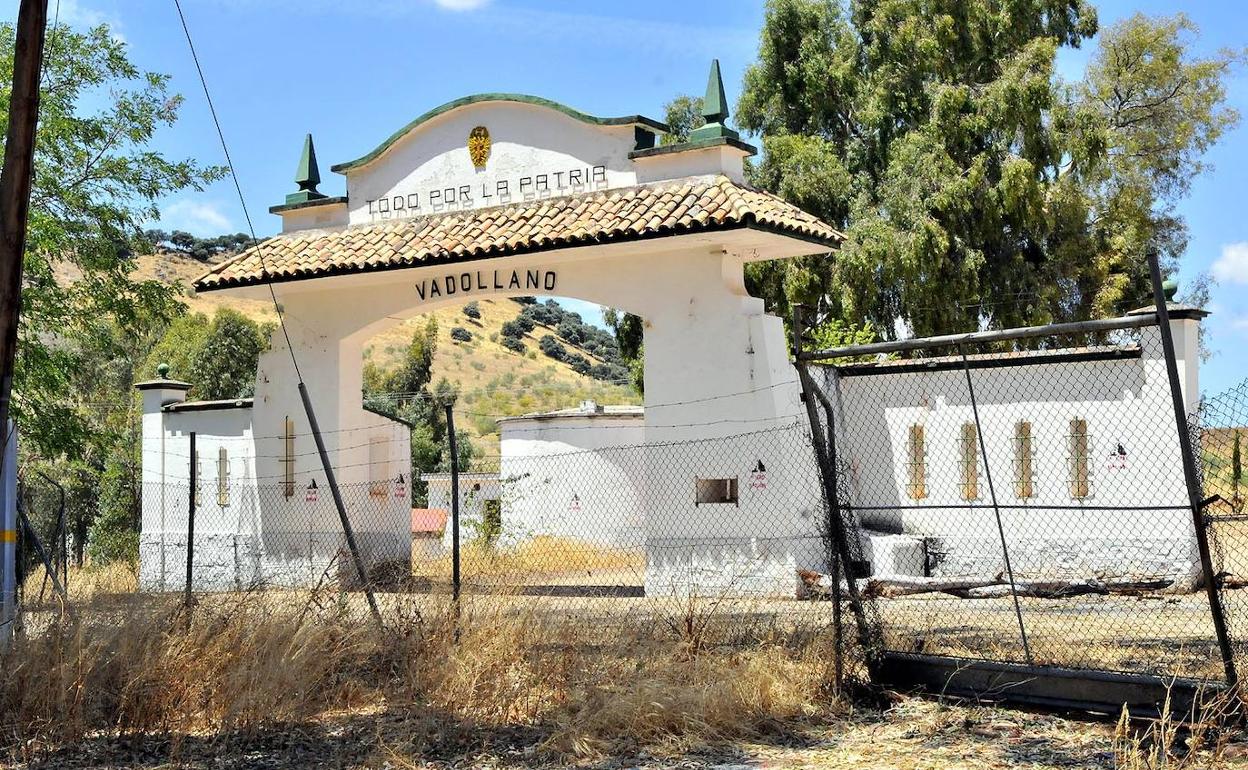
(802, 316, 1243, 684)
(1194, 379, 1248, 677)
(14, 317, 1246, 693)
(18, 421, 856, 672)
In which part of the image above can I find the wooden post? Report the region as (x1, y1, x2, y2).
(297, 383, 382, 626)
(446, 402, 461, 607)
(0, 0, 48, 466)
(791, 305, 880, 680)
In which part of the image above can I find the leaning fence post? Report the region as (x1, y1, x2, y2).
(958, 346, 1032, 666)
(185, 431, 196, 609)
(1148, 252, 1238, 687)
(791, 305, 880, 681)
(298, 382, 383, 627)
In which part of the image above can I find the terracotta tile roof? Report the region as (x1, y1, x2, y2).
(194, 175, 844, 291)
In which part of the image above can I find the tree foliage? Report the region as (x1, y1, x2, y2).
(2, 22, 223, 457)
(143, 229, 250, 261)
(662, 95, 704, 145)
(603, 307, 644, 393)
(735, 2, 1241, 337)
(142, 308, 270, 400)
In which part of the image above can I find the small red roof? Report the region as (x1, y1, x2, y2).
(411, 508, 448, 534)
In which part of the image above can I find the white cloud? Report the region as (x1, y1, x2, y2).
(55, 0, 124, 40)
(156, 199, 234, 237)
(433, 0, 490, 9)
(1212, 242, 1248, 285)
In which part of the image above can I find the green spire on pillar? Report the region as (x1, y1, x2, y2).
(285, 133, 327, 205)
(690, 59, 739, 142)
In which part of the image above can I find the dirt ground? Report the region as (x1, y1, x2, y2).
(1, 696, 1169, 770)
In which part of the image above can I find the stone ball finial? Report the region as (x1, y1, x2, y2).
(157, 363, 170, 379)
(1162, 278, 1179, 302)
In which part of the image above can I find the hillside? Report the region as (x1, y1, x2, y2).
(131, 251, 640, 452)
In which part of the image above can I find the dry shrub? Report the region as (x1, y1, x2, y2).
(1, 592, 843, 762)
(548, 641, 837, 759)
(1114, 686, 1244, 769)
(415, 605, 574, 723)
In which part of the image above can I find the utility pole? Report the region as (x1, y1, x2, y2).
(0, 0, 49, 455)
(0, 0, 50, 645)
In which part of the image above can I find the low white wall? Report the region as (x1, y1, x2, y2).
(499, 415, 645, 548)
(822, 322, 1201, 589)
(139, 402, 412, 591)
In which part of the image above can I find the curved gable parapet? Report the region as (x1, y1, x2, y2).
(330, 94, 669, 174)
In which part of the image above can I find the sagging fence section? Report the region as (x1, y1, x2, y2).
(795, 302, 1245, 686)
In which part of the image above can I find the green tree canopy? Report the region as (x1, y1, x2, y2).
(143, 308, 270, 400)
(1, 22, 223, 456)
(661, 95, 705, 145)
(735, 2, 1240, 337)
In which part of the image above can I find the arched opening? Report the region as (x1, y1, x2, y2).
(358, 294, 643, 504)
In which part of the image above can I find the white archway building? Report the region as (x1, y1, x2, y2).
(137, 66, 843, 595)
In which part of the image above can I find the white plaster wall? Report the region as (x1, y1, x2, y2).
(139, 400, 412, 591)
(139, 406, 259, 592)
(821, 321, 1201, 589)
(498, 416, 646, 547)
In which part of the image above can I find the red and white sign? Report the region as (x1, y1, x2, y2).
(305, 483, 319, 503)
(748, 461, 768, 490)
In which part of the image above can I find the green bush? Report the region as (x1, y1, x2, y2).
(87, 455, 139, 566)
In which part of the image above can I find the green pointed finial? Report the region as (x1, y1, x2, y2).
(286, 133, 327, 205)
(689, 59, 739, 142)
(702, 59, 728, 123)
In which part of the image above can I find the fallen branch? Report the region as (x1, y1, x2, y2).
(798, 570, 1175, 600)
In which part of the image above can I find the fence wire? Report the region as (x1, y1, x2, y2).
(15, 320, 1247, 691)
(1194, 379, 1248, 677)
(20, 422, 862, 672)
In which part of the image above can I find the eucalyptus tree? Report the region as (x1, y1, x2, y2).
(735, 1, 1240, 336)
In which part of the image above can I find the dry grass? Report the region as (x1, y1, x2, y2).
(8, 589, 1245, 768)
(1114, 687, 1246, 769)
(19, 561, 138, 607)
(414, 536, 645, 584)
(0, 590, 841, 766)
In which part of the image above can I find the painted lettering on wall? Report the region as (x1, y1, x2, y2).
(414, 269, 557, 301)
(367, 165, 608, 221)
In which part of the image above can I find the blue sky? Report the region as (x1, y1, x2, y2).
(9, 0, 1248, 393)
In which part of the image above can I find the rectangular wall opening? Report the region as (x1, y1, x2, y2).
(695, 477, 739, 506)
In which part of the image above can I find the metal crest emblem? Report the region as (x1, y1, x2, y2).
(468, 126, 491, 168)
